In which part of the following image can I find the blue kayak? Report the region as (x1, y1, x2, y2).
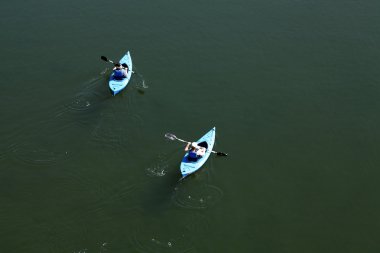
(180, 127, 216, 178)
(109, 51, 133, 96)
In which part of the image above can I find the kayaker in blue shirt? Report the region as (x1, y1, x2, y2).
(113, 63, 128, 80)
(185, 142, 206, 161)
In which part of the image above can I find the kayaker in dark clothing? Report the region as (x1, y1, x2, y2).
(113, 63, 128, 80)
(185, 142, 206, 161)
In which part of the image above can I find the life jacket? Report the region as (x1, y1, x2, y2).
(113, 69, 126, 80)
(188, 150, 198, 162)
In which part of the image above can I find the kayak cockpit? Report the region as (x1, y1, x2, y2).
(180, 127, 216, 177)
(185, 141, 208, 163)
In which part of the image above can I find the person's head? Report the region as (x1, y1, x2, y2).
(115, 63, 121, 69)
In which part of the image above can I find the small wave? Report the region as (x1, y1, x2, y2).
(72, 241, 109, 253)
(8, 142, 67, 167)
(0, 150, 7, 161)
(172, 183, 224, 210)
(90, 112, 144, 152)
(141, 79, 148, 89)
(100, 68, 109, 76)
(136, 79, 148, 90)
(131, 69, 148, 94)
(62, 73, 109, 114)
(64, 94, 95, 112)
(85, 183, 139, 217)
(128, 210, 209, 252)
(146, 154, 170, 177)
(130, 224, 196, 253)
(146, 166, 167, 177)
(90, 123, 126, 151)
(146, 161, 168, 177)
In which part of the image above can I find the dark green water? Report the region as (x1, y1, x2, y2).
(1, 0, 380, 252)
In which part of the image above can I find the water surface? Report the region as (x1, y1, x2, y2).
(1, 0, 380, 252)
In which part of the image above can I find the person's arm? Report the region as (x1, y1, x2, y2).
(185, 142, 191, 151)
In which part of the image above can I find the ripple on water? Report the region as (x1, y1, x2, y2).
(64, 169, 137, 200)
(129, 214, 201, 253)
(64, 94, 95, 113)
(132, 72, 149, 94)
(8, 142, 67, 167)
(172, 183, 224, 210)
(63, 73, 108, 114)
(0, 151, 6, 162)
(69, 241, 110, 253)
(86, 183, 138, 217)
(90, 123, 125, 150)
(90, 112, 144, 152)
(146, 154, 170, 177)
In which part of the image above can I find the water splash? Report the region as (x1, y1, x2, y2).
(146, 167, 167, 177)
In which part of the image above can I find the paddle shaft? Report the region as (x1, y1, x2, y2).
(174, 137, 189, 143)
(171, 135, 227, 156)
(101, 56, 115, 64)
(101, 56, 134, 73)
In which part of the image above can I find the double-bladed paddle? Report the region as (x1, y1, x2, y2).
(165, 133, 228, 156)
(101, 55, 114, 64)
(101, 56, 130, 69)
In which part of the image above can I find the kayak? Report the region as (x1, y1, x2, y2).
(109, 51, 133, 96)
(180, 127, 216, 178)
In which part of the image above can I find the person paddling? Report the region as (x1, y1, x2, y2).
(185, 142, 206, 161)
(112, 63, 128, 80)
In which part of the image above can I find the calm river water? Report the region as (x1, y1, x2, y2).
(1, 0, 380, 252)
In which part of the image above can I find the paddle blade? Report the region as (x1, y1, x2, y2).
(165, 133, 177, 141)
(216, 152, 228, 156)
(101, 56, 108, 62)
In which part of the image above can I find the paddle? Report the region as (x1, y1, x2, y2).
(100, 56, 133, 72)
(101, 55, 115, 65)
(165, 133, 228, 156)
